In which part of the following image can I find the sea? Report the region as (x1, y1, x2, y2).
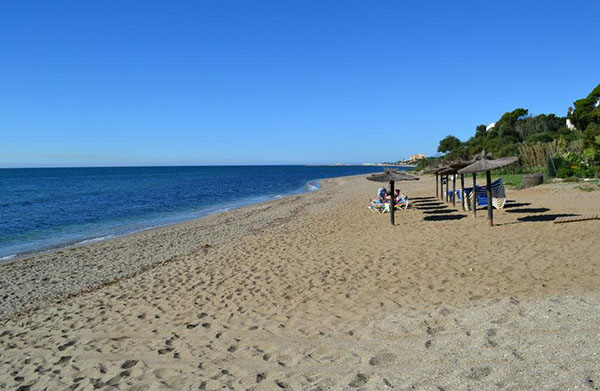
(0, 165, 409, 261)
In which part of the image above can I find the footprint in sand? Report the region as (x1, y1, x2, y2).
(121, 360, 138, 369)
(466, 367, 491, 380)
(368, 353, 397, 366)
(55, 356, 71, 365)
(349, 373, 369, 387)
(58, 340, 76, 351)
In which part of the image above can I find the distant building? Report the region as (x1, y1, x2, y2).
(486, 122, 496, 131)
(410, 154, 426, 162)
(566, 106, 577, 131)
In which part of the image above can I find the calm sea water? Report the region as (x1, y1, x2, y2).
(0, 165, 406, 260)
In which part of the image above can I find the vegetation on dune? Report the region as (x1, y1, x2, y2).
(576, 183, 600, 192)
(417, 83, 600, 179)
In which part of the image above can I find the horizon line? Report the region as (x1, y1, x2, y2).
(0, 162, 396, 169)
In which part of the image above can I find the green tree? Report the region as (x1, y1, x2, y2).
(437, 135, 462, 156)
(475, 124, 487, 137)
(572, 83, 600, 130)
(423, 83, 599, 177)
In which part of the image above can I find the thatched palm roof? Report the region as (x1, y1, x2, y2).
(458, 156, 518, 174)
(424, 166, 450, 174)
(367, 169, 419, 182)
(449, 160, 475, 170)
(436, 160, 474, 175)
(438, 167, 457, 175)
(423, 166, 444, 174)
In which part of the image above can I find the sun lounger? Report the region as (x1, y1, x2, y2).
(458, 179, 507, 210)
(369, 196, 409, 213)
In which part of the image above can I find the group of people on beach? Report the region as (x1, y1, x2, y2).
(377, 187, 403, 203)
(368, 186, 409, 213)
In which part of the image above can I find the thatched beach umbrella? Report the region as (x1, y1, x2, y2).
(437, 167, 452, 203)
(434, 167, 448, 201)
(424, 166, 446, 200)
(367, 169, 419, 225)
(458, 151, 518, 226)
(447, 160, 474, 211)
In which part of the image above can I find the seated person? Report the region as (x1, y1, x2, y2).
(394, 189, 405, 203)
(377, 187, 388, 202)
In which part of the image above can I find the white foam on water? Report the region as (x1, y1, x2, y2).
(305, 180, 320, 192)
(75, 235, 116, 246)
(0, 254, 16, 262)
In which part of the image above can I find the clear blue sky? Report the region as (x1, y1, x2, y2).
(1, 1, 598, 167)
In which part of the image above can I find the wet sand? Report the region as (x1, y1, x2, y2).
(1, 174, 600, 390)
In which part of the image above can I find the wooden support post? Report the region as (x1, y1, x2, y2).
(472, 173, 477, 217)
(445, 175, 449, 203)
(435, 173, 439, 199)
(452, 174, 456, 207)
(486, 170, 493, 226)
(460, 174, 465, 211)
(440, 175, 444, 201)
(389, 180, 395, 226)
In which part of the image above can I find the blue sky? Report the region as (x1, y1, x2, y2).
(1, 1, 598, 167)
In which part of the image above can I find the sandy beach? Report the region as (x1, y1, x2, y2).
(1, 174, 600, 390)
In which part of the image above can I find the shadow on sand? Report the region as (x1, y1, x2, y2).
(423, 209, 457, 215)
(412, 199, 443, 205)
(418, 194, 580, 225)
(517, 213, 580, 223)
(423, 214, 467, 221)
(505, 207, 551, 214)
(416, 205, 448, 210)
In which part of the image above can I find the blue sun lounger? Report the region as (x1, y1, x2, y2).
(455, 179, 506, 210)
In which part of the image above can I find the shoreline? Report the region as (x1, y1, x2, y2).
(0, 174, 356, 320)
(0, 178, 324, 266)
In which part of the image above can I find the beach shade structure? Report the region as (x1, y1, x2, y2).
(437, 167, 459, 205)
(423, 166, 441, 199)
(427, 166, 448, 201)
(423, 166, 449, 201)
(367, 169, 419, 225)
(458, 151, 518, 226)
(446, 160, 474, 211)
